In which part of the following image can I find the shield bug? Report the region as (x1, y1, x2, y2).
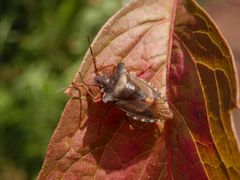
(94, 63, 173, 123)
(71, 38, 173, 124)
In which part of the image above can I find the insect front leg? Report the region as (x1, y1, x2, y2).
(71, 82, 101, 102)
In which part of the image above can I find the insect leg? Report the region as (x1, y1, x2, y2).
(77, 72, 97, 87)
(71, 81, 102, 103)
(77, 72, 102, 101)
(71, 83, 88, 128)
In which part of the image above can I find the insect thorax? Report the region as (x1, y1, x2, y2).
(94, 63, 148, 103)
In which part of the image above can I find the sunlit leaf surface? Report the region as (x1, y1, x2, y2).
(38, 0, 239, 179)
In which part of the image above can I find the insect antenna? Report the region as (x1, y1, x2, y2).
(87, 35, 100, 76)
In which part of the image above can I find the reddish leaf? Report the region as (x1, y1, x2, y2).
(38, 0, 240, 179)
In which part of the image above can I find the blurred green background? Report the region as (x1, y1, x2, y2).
(0, 0, 122, 179)
(0, 0, 239, 179)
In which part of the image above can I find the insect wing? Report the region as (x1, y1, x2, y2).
(115, 99, 154, 118)
(120, 73, 173, 120)
(128, 73, 159, 99)
(115, 97, 172, 121)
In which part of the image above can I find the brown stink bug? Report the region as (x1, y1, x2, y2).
(71, 38, 173, 124)
(94, 63, 173, 123)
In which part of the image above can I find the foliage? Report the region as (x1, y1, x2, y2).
(0, 0, 121, 179)
(38, 0, 240, 179)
